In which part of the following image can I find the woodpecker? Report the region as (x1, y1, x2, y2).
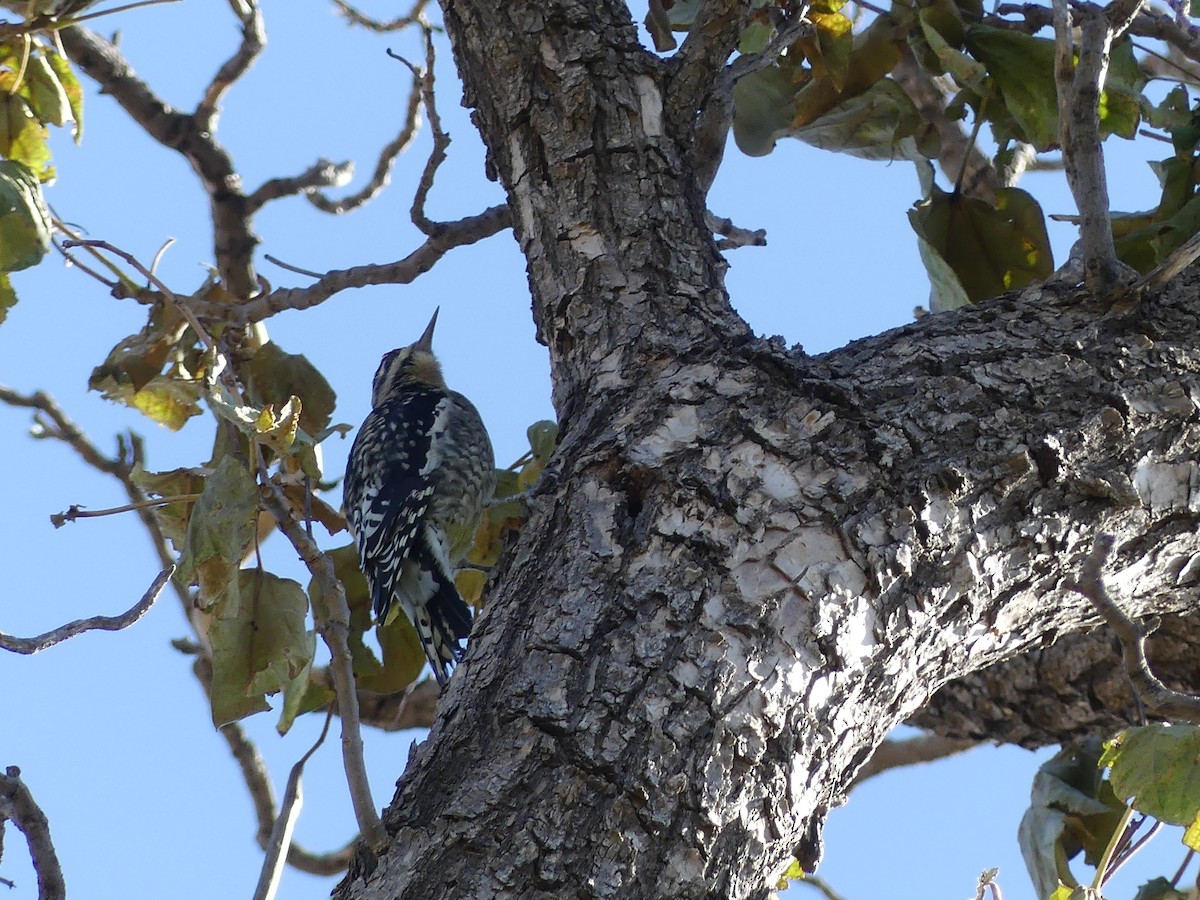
(343, 310, 495, 686)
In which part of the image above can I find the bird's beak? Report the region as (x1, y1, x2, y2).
(415, 308, 439, 352)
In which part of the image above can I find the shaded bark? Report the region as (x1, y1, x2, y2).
(336, 2, 1200, 898)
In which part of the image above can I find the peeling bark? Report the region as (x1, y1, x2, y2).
(335, 3, 1200, 898)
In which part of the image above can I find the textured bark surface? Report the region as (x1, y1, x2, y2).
(335, 3, 1200, 898)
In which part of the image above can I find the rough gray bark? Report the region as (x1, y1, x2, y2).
(335, 2, 1200, 898)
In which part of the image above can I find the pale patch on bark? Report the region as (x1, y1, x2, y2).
(1132, 459, 1200, 513)
(634, 75, 663, 137)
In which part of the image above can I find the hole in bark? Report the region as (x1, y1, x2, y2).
(1030, 440, 1061, 485)
(612, 465, 653, 547)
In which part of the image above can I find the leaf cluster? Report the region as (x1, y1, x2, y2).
(1020, 727, 1200, 900)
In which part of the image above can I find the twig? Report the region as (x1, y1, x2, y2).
(331, 0, 431, 32)
(0, 767, 64, 900)
(257, 471, 387, 851)
(195, 0, 265, 131)
(0, 566, 173, 655)
(305, 65, 423, 215)
(49, 494, 201, 529)
(1104, 817, 1162, 884)
(187, 204, 512, 323)
(61, 239, 217, 351)
(56, 24, 262, 298)
(248, 159, 355, 214)
(388, 29, 447, 236)
(1068, 533, 1200, 722)
(728, 6, 814, 82)
(264, 254, 325, 279)
(853, 733, 978, 784)
(974, 868, 1003, 900)
(707, 212, 767, 250)
(1170, 848, 1194, 886)
(252, 708, 337, 900)
(189, 654, 357, 876)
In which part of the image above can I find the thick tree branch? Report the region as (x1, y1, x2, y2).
(0, 768, 64, 900)
(853, 734, 979, 785)
(0, 567, 173, 654)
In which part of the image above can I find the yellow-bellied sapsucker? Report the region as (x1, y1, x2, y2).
(343, 310, 495, 686)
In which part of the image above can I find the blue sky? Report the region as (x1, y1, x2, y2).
(0, 2, 1189, 898)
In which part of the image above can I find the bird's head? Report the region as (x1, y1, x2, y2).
(370, 309, 446, 407)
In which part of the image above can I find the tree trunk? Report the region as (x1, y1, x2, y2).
(336, 3, 1200, 898)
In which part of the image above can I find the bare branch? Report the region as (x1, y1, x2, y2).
(258, 472, 387, 851)
(1069, 534, 1200, 723)
(57, 25, 260, 297)
(188, 204, 512, 323)
(331, 0, 431, 32)
(249, 159, 355, 213)
(0, 567, 173, 655)
(727, 8, 814, 82)
(49, 494, 201, 529)
(386, 30, 448, 236)
(1053, 0, 1141, 292)
(853, 733, 979, 785)
(61, 239, 218, 351)
(195, 0, 266, 131)
(306, 67, 423, 216)
(184, 652, 358, 876)
(253, 709, 337, 900)
(0, 767, 64, 900)
(707, 212, 767, 250)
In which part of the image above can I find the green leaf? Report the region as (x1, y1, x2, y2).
(1018, 739, 1126, 900)
(130, 464, 207, 552)
(243, 341, 337, 437)
(1134, 876, 1187, 900)
(0, 160, 51, 272)
(792, 78, 938, 162)
(1102, 725, 1200, 826)
(208, 569, 311, 727)
(1100, 38, 1145, 140)
(178, 455, 259, 608)
(360, 614, 425, 693)
(733, 65, 801, 157)
(0, 273, 15, 325)
(277, 631, 332, 735)
(733, 14, 903, 157)
(918, 6, 983, 85)
(24, 52, 72, 129)
(0, 94, 53, 181)
(1116, 194, 1200, 274)
(908, 185, 1053, 305)
(914, 232, 970, 312)
(44, 50, 83, 142)
(803, 10, 854, 92)
(964, 25, 1059, 151)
